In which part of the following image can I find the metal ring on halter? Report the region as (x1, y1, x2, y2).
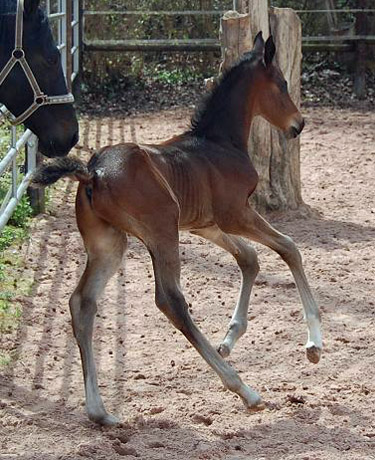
(12, 49, 25, 60)
(0, 0, 75, 127)
(35, 95, 47, 105)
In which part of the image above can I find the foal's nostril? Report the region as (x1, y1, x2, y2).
(290, 118, 305, 138)
(291, 126, 299, 138)
(71, 131, 79, 148)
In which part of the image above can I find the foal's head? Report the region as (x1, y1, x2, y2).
(0, 0, 78, 157)
(250, 32, 304, 138)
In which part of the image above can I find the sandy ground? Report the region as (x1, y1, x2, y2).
(1, 107, 375, 459)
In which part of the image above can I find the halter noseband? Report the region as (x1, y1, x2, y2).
(0, 0, 74, 126)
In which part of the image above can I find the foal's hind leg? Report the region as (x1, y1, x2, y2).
(192, 226, 259, 358)
(221, 207, 322, 364)
(146, 225, 264, 412)
(70, 188, 127, 425)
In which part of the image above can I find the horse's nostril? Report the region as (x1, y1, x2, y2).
(71, 131, 79, 148)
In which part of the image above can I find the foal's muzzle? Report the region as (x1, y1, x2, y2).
(287, 118, 305, 139)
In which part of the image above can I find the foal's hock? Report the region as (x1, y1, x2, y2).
(32, 32, 322, 426)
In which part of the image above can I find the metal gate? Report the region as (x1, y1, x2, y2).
(0, 0, 81, 232)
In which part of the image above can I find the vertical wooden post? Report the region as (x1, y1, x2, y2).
(26, 138, 45, 215)
(220, 11, 251, 73)
(246, 0, 273, 210)
(233, 0, 248, 14)
(267, 7, 303, 209)
(220, 1, 304, 211)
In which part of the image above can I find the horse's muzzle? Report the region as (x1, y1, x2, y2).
(38, 130, 79, 157)
(287, 118, 305, 139)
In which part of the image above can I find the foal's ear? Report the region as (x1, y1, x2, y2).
(264, 36, 276, 67)
(253, 31, 265, 57)
(24, 0, 40, 15)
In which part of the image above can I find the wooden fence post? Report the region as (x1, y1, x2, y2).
(220, 1, 304, 211)
(26, 139, 45, 215)
(220, 11, 251, 72)
(267, 7, 303, 210)
(248, 3, 304, 211)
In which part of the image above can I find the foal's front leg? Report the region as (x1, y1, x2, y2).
(222, 206, 322, 364)
(192, 226, 259, 358)
(147, 230, 265, 412)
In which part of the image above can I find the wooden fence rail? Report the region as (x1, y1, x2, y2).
(83, 8, 375, 53)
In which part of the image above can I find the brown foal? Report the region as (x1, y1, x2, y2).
(33, 32, 322, 425)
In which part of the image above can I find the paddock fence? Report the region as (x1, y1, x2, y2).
(0, 0, 81, 233)
(83, 1, 375, 52)
(83, 0, 374, 98)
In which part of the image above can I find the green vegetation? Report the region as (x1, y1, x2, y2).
(0, 122, 34, 367)
(0, 205, 32, 366)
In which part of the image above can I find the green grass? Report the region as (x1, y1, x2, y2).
(0, 353, 12, 366)
(0, 161, 33, 367)
(0, 246, 32, 367)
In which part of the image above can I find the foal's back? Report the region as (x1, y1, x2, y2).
(87, 135, 259, 232)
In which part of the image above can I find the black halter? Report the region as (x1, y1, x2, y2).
(0, 0, 74, 125)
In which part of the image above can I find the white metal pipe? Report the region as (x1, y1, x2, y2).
(0, 171, 33, 231)
(0, 129, 33, 176)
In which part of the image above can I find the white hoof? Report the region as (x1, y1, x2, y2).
(217, 342, 231, 358)
(239, 386, 265, 413)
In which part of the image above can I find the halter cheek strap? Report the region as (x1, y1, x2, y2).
(0, 0, 74, 126)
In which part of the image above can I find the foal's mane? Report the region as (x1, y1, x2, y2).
(190, 52, 257, 137)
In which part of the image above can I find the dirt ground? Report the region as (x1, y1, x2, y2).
(1, 106, 375, 460)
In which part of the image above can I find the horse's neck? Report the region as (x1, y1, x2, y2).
(200, 77, 256, 152)
(216, 86, 255, 152)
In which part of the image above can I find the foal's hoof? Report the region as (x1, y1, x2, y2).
(88, 412, 121, 426)
(245, 399, 266, 413)
(306, 344, 322, 364)
(217, 343, 230, 358)
(241, 389, 266, 413)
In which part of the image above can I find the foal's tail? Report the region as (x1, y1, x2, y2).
(31, 156, 92, 187)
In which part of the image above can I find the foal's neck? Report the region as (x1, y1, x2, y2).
(211, 77, 256, 151)
(191, 68, 257, 152)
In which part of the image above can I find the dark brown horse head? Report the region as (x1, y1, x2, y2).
(0, 0, 78, 157)
(251, 32, 304, 139)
